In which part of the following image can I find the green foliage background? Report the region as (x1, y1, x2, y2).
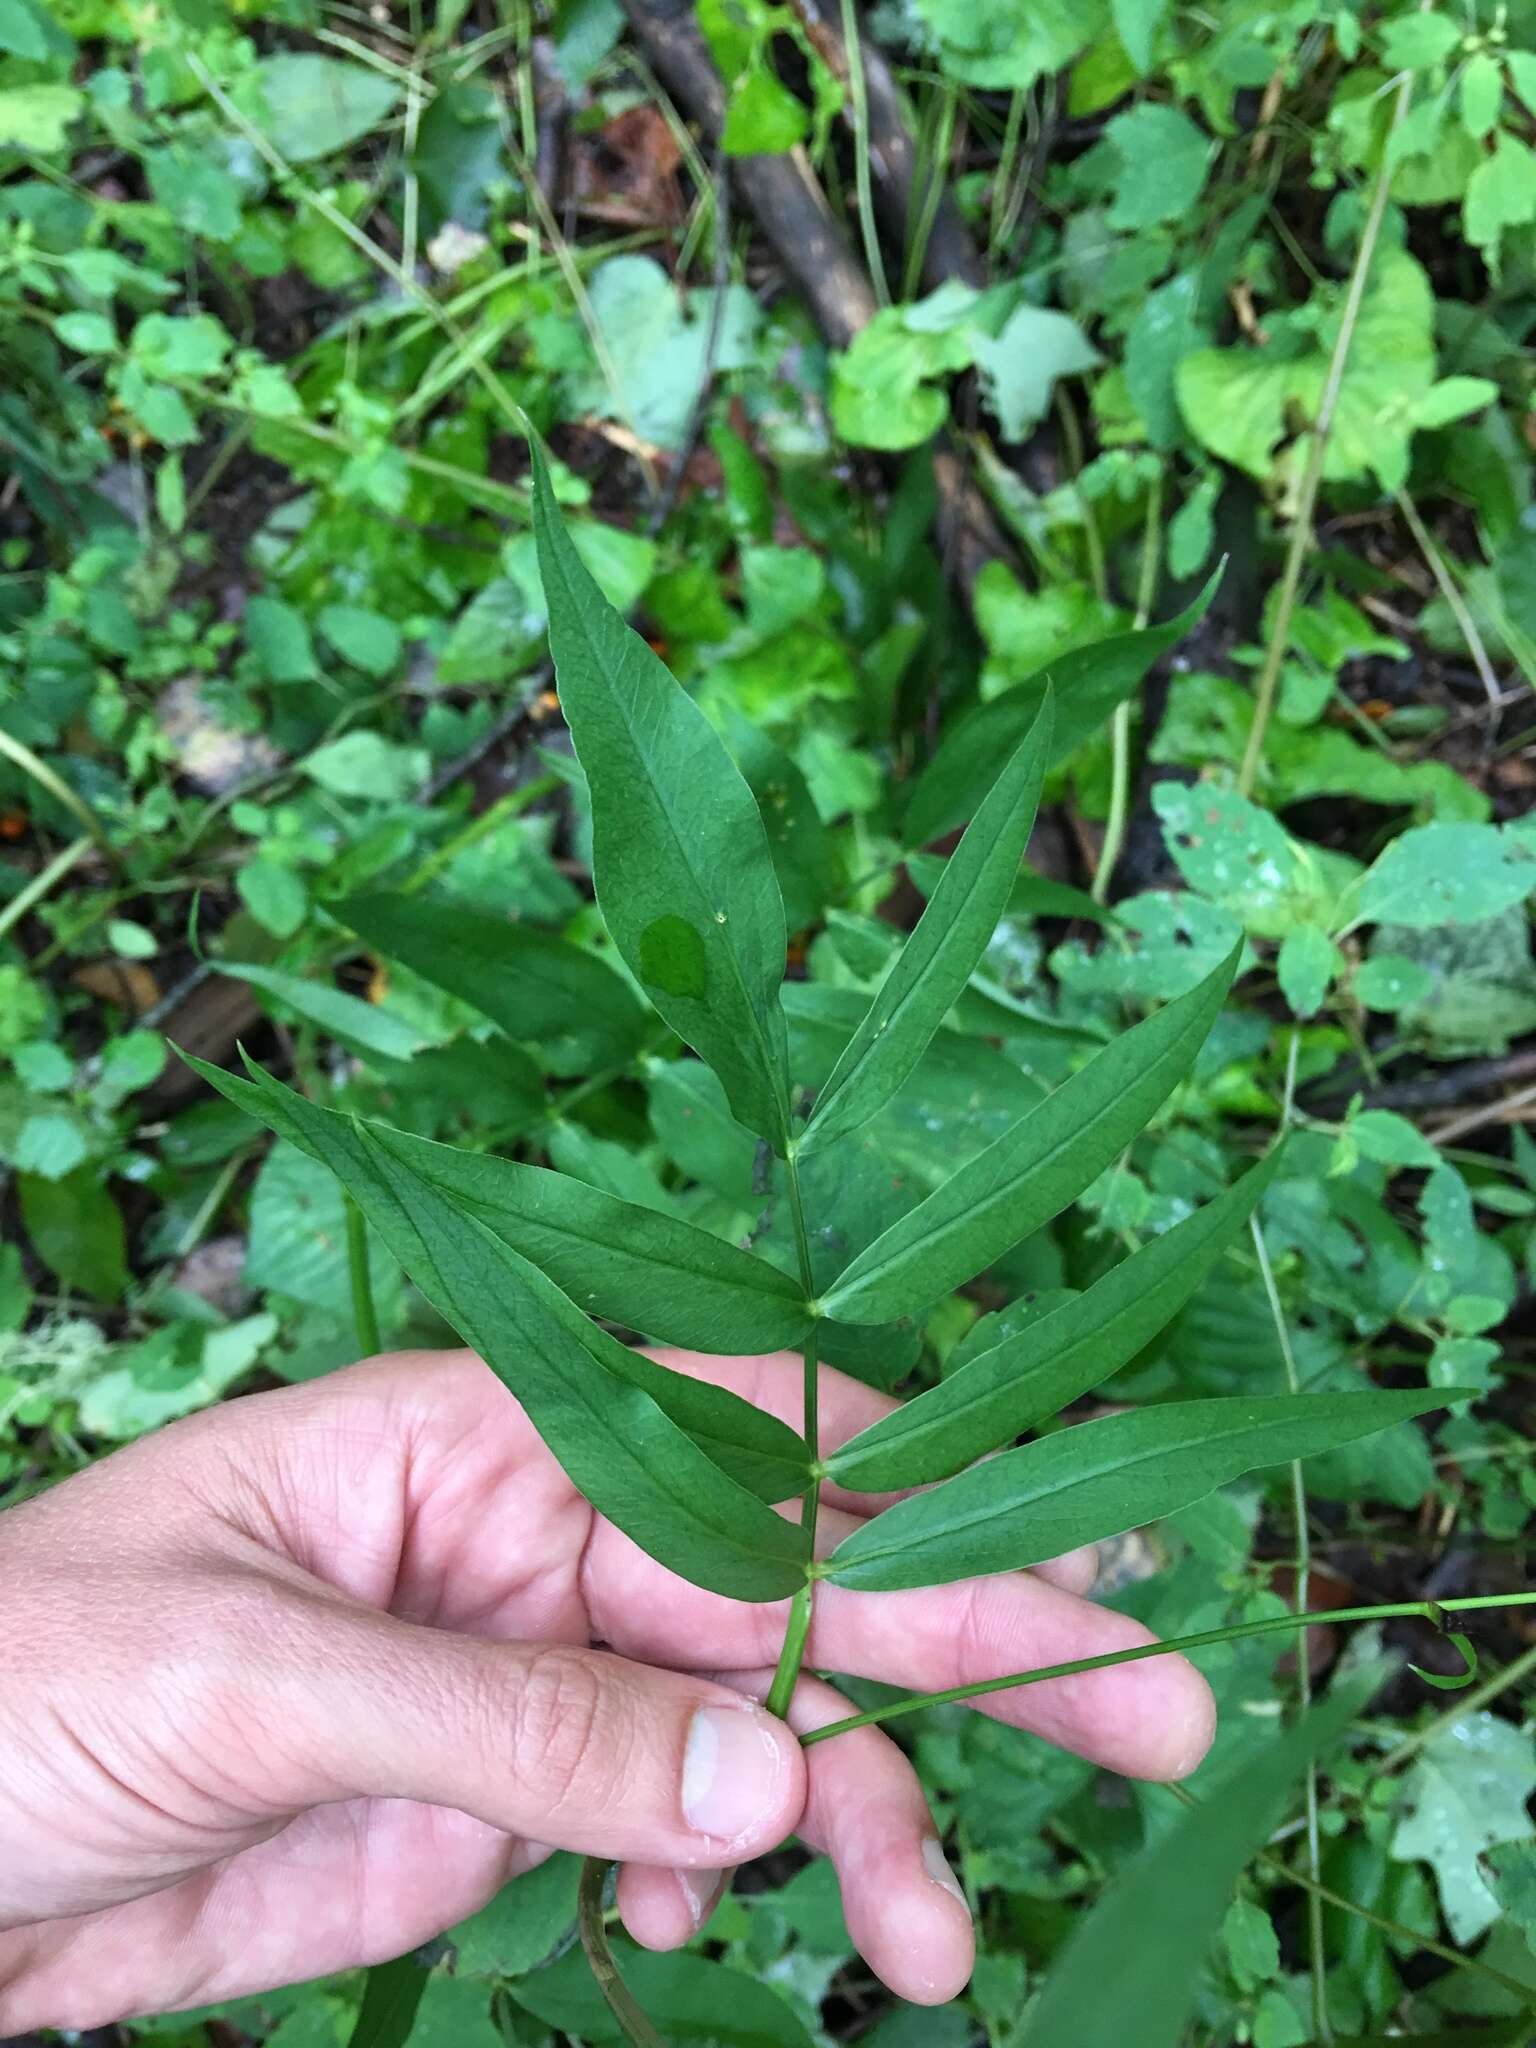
(1, 0, 1534, 2041)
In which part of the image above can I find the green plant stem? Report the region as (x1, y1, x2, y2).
(345, 1195, 381, 1356)
(1393, 485, 1502, 708)
(840, 0, 890, 308)
(1091, 478, 1161, 905)
(0, 834, 93, 945)
(1055, 387, 1107, 604)
(902, 82, 956, 301)
(989, 88, 1026, 262)
(798, 1593, 1536, 1746)
(578, 1858, 664, 2048)
(767, 1146, 823, 1721)
(767, 1584, 814, 1720)
(185, 55, 526, 442)
(0, 730, 114, 856)
(1237, 59, 1418, 797)
(1378, 1638, 1536, 1775)
(1165, 1787, 1536, 2005)
(1251, 1210, 1329, 2043)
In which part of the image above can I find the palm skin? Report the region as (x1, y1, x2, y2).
(0, 1347, 1214, 2030)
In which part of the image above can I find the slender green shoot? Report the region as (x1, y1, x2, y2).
(1237, 60, 1418, 796)
(840, 0, 890, 308)
(768, 1145, 823, 1720)
(1092, 477, 1161, 904)
(1252, 1211, 1328, 2042)
(578, 1859, 664, 2048)
(800, 1592, 1536, 1745)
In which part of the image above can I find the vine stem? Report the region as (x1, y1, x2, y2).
(1092, 476, 1162, 905)
(767, 1143, 822, 1720)
(344, 1195, 381, 1357)
(1393, 485, 1502, 709)
(1251, 1210, 1329, 2042)
(0, 834, 92, 946)
(1379, 1637, 1536, 1775)
(577, 1860, 665, 2048)
(798, 1592, 1536, 1746)
(1164, 1787, 1536, 2006)
(1236, 55, 1418, 797)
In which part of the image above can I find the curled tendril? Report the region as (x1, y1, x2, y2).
(1409, 1627, 1479, 1692)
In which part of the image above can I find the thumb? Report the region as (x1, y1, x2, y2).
(266, 1593, 806, 1867)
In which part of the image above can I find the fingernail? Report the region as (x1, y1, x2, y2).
(676, 1867, 725, 1929)
(921, 1836, 968, 1910)
(682, 1705, 789, 1846)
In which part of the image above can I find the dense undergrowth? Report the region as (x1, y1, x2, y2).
(1, 0, 1534, 2043)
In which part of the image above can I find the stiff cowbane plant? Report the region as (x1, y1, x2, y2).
(190, 442, 1476, 2043)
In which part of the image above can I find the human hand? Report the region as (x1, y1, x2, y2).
(0, 1347, 1214, 2029)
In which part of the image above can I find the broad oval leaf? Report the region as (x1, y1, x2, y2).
(820, 946, 1238, 1324)
(189, 1054, 813, 1559)
(531, 440, 791, 1147)
(826, 1388, 1453, 1591)
(335, 890, 648, 1077)
(1015, 1674, 1377, 2048)
(800, 695, 1053, 1155)
(828, 1147, 1283, 1492)
(904, 567, 1221, 848)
